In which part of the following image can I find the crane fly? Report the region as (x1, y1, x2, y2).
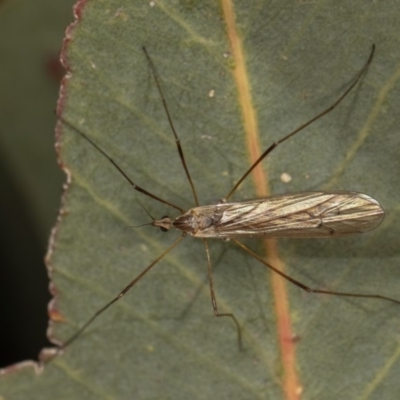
(47, 43, 399, 361)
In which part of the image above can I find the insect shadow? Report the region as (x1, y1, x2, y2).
(51, 44, 399, 360)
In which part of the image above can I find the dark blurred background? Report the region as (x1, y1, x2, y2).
(0, 0, 75, 367)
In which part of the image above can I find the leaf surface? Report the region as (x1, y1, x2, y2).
(2, 1, 400, 399)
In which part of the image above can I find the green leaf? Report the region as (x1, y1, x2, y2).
(3, 1, 400, 399)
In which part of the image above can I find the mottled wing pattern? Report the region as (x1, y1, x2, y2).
(195, 191, 384, 239)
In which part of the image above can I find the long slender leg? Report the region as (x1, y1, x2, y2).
(143, 47, 200, 207)
(59, 117, 184, 213)
(203, 239, 243, 350)
(44, 233, 186, 364)
(233, 238, 400, 305)
(225, 45, 375, 201)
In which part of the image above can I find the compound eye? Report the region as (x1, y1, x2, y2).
(160, 216, 170, 232)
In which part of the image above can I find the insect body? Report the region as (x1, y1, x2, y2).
(163, 191, 384, 239)
(50, 43, 400, 360)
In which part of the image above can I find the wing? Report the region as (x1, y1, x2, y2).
(192, 191, 384, 239)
